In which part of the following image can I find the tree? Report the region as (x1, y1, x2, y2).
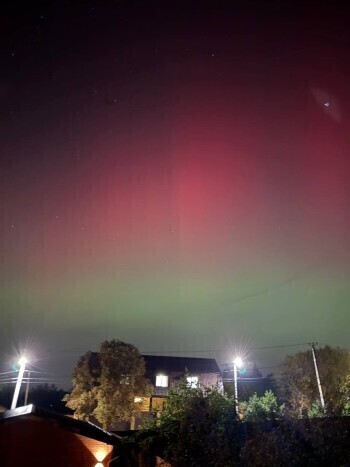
(339, 374, 350, 416)
(64, 340, 153, 429)
(277, 345, 350, 417)
(239, 390, 284, 423)
(29, 384, 71, 414)
(0, 383, 70, 414)
(138, 378, 242, 467)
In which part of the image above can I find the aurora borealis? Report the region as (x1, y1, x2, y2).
(0, 1, 349, 381)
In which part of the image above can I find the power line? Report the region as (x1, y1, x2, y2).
(224, 377, 270, 382)
(45, 349, 88, 354)
(43, 341, 312, 356)
(0, 381, 61, 385)
(140, 343, 310, 354)
(254, 365, 282, 370)
(141, 350, 224, 354)
(45, 349, 224, 354)
(215, 250, 347, 313)
(251, 343, 310, 350)
(0, 377, 61, 382)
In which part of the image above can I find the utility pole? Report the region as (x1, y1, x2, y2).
(24, 371, 31, 405)
(310, 343, 325, 410)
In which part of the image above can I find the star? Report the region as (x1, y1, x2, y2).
(105, 97, 118, 105)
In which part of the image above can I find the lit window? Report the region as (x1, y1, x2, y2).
(187, 376, 199, 388)
(156, 375, 169, 387)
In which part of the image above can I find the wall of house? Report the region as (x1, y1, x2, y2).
(151, 371, 221, 389)
(151, 396, 165, 411)
(199, 373, 222, 388)
(163, 371, 221, 389)
(0, 416, 114, 467)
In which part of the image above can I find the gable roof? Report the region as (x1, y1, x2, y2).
(0, 405, 121, 446)
(142, 355, 221, 374)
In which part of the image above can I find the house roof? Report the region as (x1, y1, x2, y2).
(142, 355, 221, 375)
(0, 405, 121, 446)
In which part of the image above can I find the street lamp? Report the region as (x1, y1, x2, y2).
(233, 357, 243, 415)
(11, 356, 28, 410)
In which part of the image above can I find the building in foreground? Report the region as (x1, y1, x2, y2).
(0, 404, 120, 467)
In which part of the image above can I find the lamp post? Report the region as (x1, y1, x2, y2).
(233, 357, 243, 415)
(11, 357, 28, 410)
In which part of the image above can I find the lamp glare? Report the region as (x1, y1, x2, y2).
(233, 357, 243, 368)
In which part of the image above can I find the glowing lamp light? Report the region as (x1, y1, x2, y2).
(18, 356, 28, 366)
(95, 450, 108, 462)
(233, 357, 243, 368)
(95, 463, 103, 467)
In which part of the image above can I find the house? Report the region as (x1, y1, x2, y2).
(0, 404, 121, 467)
(126, 355, 222, 429)
(144, 354, 221, 395)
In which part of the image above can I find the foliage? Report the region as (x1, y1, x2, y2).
(64, 340, 152, 429)
(0, 385, 18, 410)
(277, 345, 350, 417)
(343, 402, 350, 416)
(138, 378, 242, 467)
(224, 371, 276, 403)
(241, 418, 350, 467)
(134, 383, 350, 467)
(0, 383, 70, 414)
(307, 400, 326, 418)
(340, 374, 350, 416)
(29, 384, 71, 413)
(240, 430, 290, 467)
(240, 390, 284, 422)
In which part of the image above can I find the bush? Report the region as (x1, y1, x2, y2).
(138, 379, 243, 466)
(240, 390, 284, 423)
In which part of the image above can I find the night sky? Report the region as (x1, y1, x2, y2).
(1, 0, 349, 383)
